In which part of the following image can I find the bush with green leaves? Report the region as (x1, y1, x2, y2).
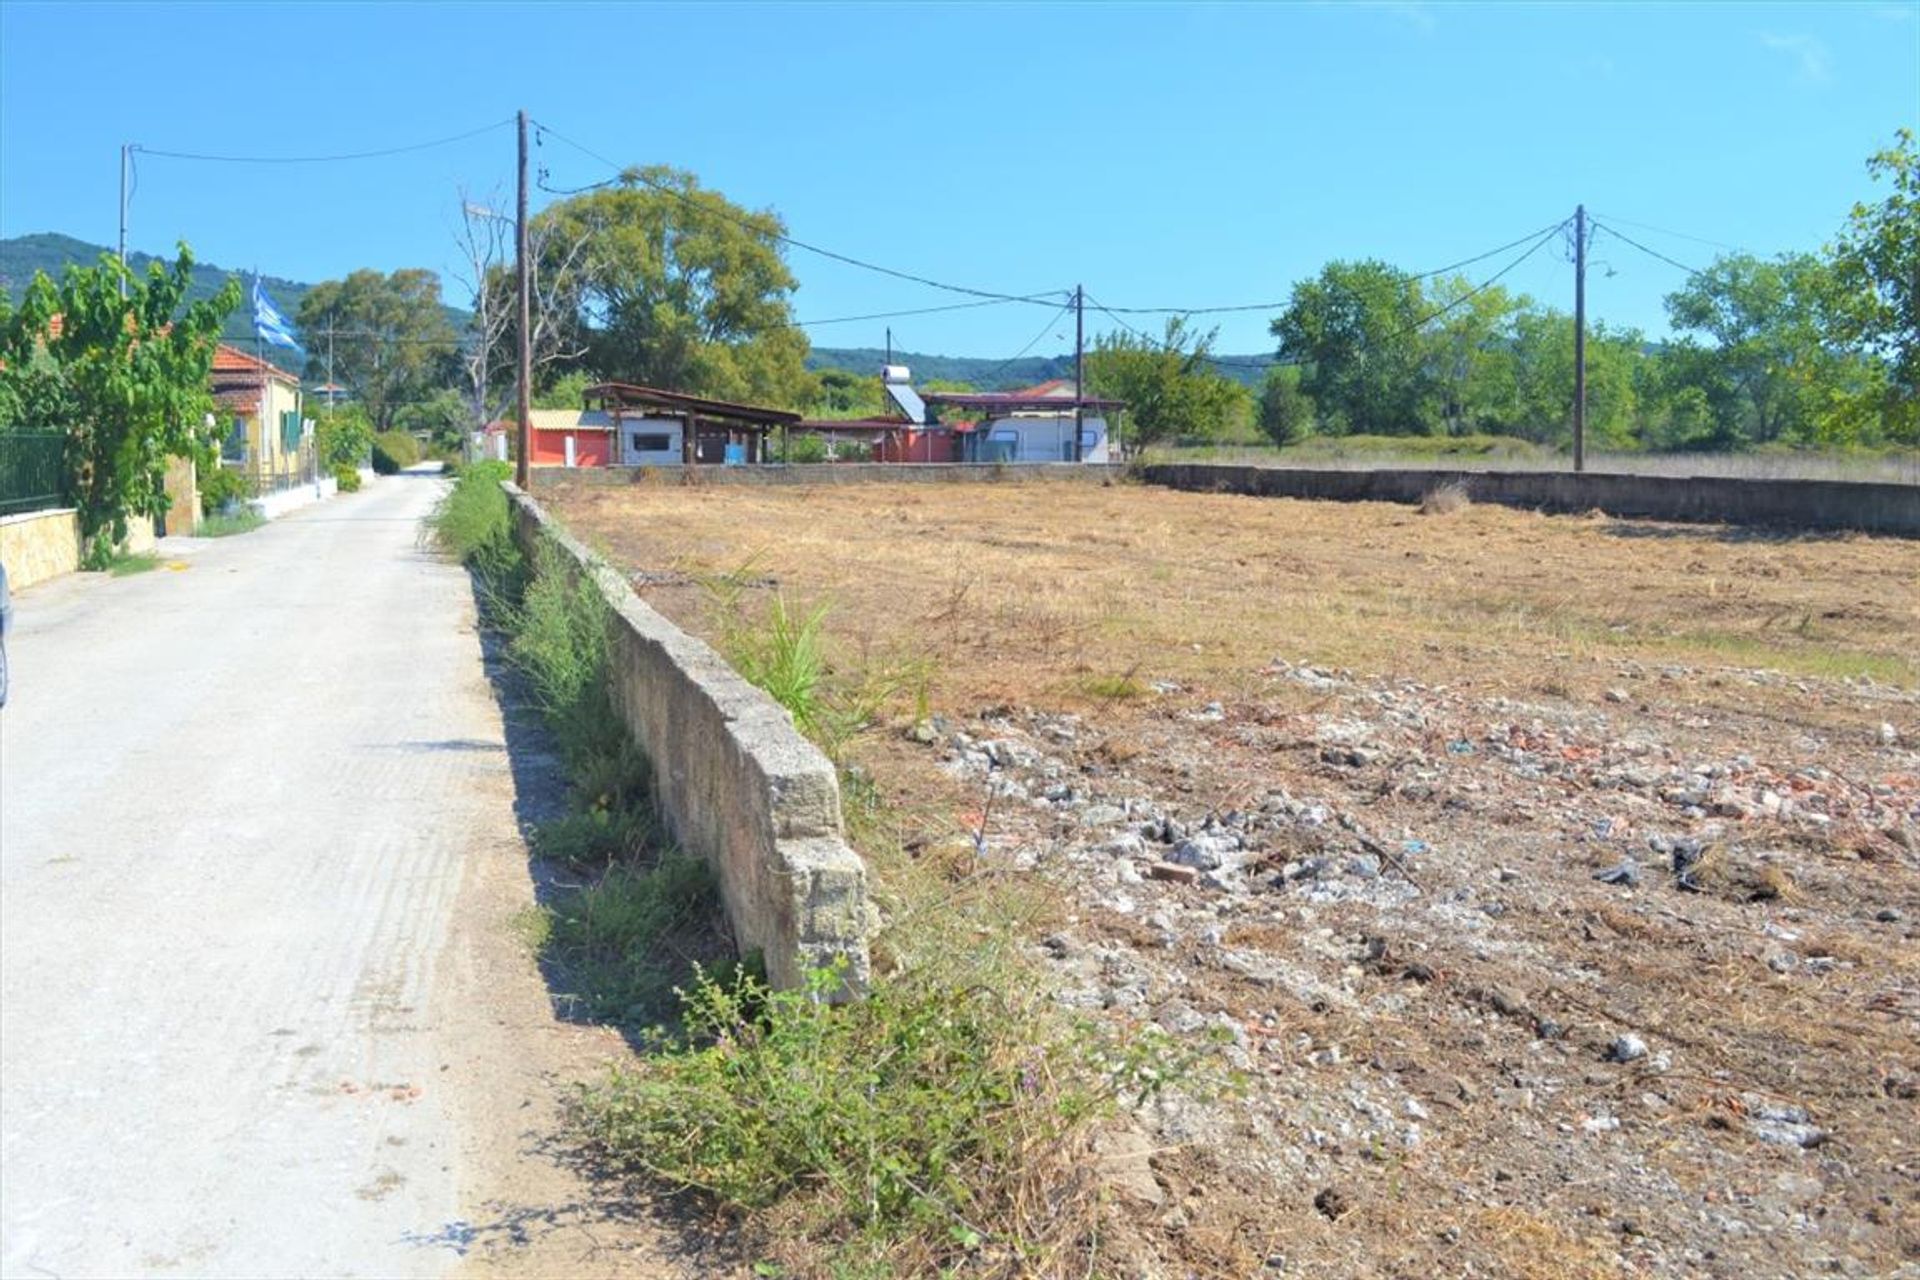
(314, 406, 373, 470)
(783, 433, 829, 464)
(199, 464, 254, 516)
(333, 464, 362, 493)
(575, 958, 1226, 1273)
(370, 430, 421, 475)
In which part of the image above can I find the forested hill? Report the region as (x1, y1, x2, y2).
(806, 345, 1277, 391)
(2, 237, 1280, 389)
(0, 233, 313, 346)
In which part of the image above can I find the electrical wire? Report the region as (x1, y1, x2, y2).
(1088, 217, 1572, 374)
(530, 118, 1066, 307)
(1591, 222, 1707, 277)
(975, 300, 1078, 383)
(1588, 211, 1740, 254)
(1089, 218, 1572, 315)
(793, 295, 1061, 328)
(132, 118, 514, 165)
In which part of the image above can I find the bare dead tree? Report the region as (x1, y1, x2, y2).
(451, 190, 594, 438)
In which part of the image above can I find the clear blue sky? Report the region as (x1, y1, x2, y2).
(2, 2, 1915, 360)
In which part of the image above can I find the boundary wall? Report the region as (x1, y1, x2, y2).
(503, 483, 870, 993)
(1137, 465, 1920, 536)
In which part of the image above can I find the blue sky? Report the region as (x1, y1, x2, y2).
(2, 2, 1915, 360)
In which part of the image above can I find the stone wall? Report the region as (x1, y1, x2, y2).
(0, 509, 81, 588)
(503, 483, 871, 994)
(1139, 465, 1920, 537)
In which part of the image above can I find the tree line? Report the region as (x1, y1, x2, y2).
(289, 129, 1917, 456)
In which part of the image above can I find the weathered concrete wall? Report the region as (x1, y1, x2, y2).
(1140, 465, 1920, 536)
(0, 509, 81, 588)
(534, 461, 1126, 491)
(503, 483, 870, 994)
(162, 457, 199, 537)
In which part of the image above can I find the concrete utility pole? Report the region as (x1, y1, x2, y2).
(1573, 204, 1587, 474)
(117, 144, 130, 298)
(515, 110, 532, 489)
(1073, 284, 1084, 463)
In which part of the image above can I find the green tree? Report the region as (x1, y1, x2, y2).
(533, 369, 593, 410)
(295, 269, 457, 431)
(0, 247, 237, 564)
(1086, 316, 1244, 447)
(810, 367, 883, 419)
(314, 402, 373, 470)
(536, 165, 815, 409)
(1662, 252, 1842, 445)
(1423, 277, 1527, 434)
(1271, 260, 1436, 435)
(395, 388, 470, 457)
(1504, 310, 1643, 449)
(1827, 128, 1919, 442)
(1256, 365, 1315, 446)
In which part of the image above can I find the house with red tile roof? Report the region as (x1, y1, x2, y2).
(210, 344, 308, 487)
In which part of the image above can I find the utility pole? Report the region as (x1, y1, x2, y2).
(117, 144, 130, 297)
(1073, 284, 1084, 463)
(515, 110, 532, 490)
(1573, 204, 1587, 474)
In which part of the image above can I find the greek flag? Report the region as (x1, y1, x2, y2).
(252, 276, 303, 353)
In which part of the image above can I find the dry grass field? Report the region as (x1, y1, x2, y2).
(545, 474, 1920, 1278)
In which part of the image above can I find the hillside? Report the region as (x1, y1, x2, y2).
(2, 236, 1276, 391)
(0, 233, 469, 360)
(0, 233, 314, 348)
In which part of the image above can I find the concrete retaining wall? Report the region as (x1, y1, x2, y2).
(534, 462, 1125, 491)
(1139, 465, 1920, 536)
(503, 483, 870, 994)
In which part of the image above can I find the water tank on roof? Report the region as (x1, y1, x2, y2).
(881, 364, 912, 384)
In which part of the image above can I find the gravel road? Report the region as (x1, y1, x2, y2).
(0, 472, 542, 1279)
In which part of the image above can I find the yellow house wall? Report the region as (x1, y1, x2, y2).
(243, 377, 308, 480)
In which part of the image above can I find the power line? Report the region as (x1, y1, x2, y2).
(1592, 222, 1707, 277)
(1589, 211, 1741, 254)
(531, 118, 1065, 307)
(1089, 218, 1571, 315)
(1087, 217, 1571, 374)
(794, 294, 1062, 328)
(976, 301, 1079, 383)
(131, 118, 515, 165)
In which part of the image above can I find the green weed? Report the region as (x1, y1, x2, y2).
(197, 510, 266, 538)
(544, 851, 726, 1025)
(102, 550, 160, 576)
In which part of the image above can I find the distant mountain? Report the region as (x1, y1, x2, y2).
(807, 345, 1277, 391)
(3, 237, 1276, 390)
(0, 233, 469, 361)
(0, 233, 315, 348)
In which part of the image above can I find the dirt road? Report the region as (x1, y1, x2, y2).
(0, 473, 663, 1279)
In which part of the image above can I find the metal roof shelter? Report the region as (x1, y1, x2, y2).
(583, 382, 801, 465)
(921, 390, 1126, 414)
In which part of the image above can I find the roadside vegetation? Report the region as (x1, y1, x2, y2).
(197, 509, 266, 538)
(429, 463, 1224, 1276)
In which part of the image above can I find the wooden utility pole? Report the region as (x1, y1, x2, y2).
(1573, 204, 1587, 474)
(515, 110, 533, 489)
(118, 144, 130, 298)
(1073, 284, 1084, 463)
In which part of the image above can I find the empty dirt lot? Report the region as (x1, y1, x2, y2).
(545, 474, 1919, 1278)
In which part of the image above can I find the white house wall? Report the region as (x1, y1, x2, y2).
(618, 414, 685, 466)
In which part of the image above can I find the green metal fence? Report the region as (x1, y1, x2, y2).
(0, 431, 65, 516)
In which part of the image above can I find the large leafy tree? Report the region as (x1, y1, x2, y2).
(1271, 260, 1436, 435)
(1662, 252, 1862, 445)
(536, 165, 815, 409)
(1505, 310, 1643, 449)
(1827, 128, 1919, 442)
(1086, 316, 1244, 447)
(295, 269, 457, 430)
(0, 247, 237, 563)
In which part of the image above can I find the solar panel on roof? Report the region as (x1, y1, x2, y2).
(885, 381, 927, 424)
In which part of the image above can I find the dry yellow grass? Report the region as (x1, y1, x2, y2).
(545, 477, 1917, 725)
